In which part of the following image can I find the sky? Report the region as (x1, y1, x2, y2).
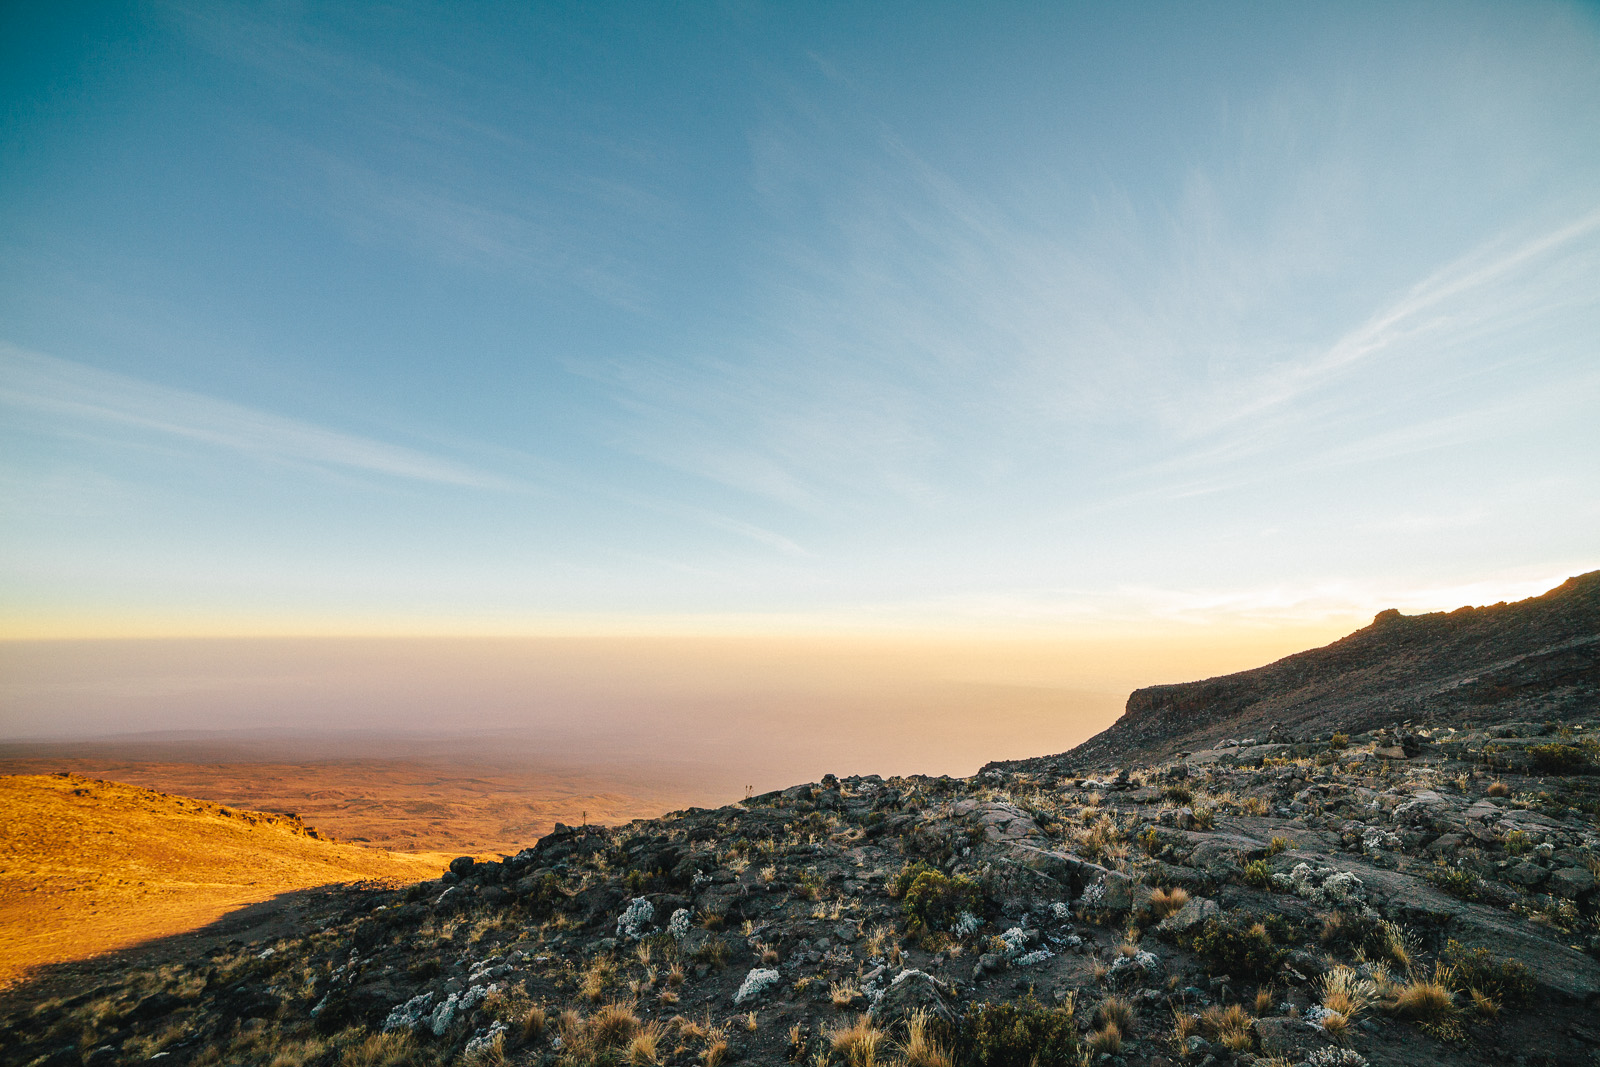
(2, 0, 1598, 645)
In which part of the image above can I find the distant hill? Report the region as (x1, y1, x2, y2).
(0, 773, 440, 987)
(1036, 570, 1600, 770)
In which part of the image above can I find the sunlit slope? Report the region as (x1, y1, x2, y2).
(0, 773, 440, 986)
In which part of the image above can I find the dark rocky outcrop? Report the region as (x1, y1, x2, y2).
(1051, 571, 1600, 770)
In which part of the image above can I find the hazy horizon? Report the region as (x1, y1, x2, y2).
(4, 4, 1597, 785)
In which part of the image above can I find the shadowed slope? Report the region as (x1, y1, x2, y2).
(0, 774, 440, 987)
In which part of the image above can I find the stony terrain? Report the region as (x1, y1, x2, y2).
(5, 715, 1598, 1067)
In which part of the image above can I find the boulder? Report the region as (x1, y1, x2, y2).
(1155, 896, 1218, 936)
(870, 970, 958, 1030)
(1550, 866, 1596, 899)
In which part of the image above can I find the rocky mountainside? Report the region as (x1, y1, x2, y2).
(5, 720, 1599, 1067)
(1047, 572, 1600, 771)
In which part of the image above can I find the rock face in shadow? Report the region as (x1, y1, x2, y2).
(1057, 571, 1600, 769)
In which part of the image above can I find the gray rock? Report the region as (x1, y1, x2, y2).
(1549, 865, 1595, 898)
(870, 970, 958, 1030)
(1154, 896, 1218, 936)
(1505, 861, 1548, 887)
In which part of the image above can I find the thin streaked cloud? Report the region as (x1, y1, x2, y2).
(0, 346, 517, 491)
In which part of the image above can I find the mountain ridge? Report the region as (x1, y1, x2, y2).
(1015, 571, 1600, 772)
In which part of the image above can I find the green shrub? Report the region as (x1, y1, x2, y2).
(1328, 733, 1350, 750)
(960, 995, 1078, 1067)
(896, 863, 981, 936)
(1530, 743, 1593, 774)
(1241, 860, 1273, 888)
(1426, 862, 1486, 902)
(1442, 941, 1534, 1008)
(1191, 917, 1287, 979)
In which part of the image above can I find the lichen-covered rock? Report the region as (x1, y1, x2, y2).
(732, 968, 781, 1005)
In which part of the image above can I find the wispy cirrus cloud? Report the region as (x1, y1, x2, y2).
(0, 345, 517, 490)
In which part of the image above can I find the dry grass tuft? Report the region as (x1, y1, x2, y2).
(829, 1014, 884, 1067)
(1094, 995, 1134, 1032)
(340, 1032, 416, 1067)
(1199, 1003, 1253, 1052)
(1086, 1022, 1122, 1055)
(521, 1003, 548, 1043)
(1486, 780, 1511, 797)
(897, 1010, 953, 1067)
(590, 1001, 643, 1047)
(1319, 965, 1377, 1020)
(580, 956, 618, 1002)
(1393, 972, 1455, 1022)
(626, 1021, 666, 1065)
(1147, 886, 1189, 921)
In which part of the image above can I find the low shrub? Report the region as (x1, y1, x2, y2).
(1191, 917, 1287, 979)
(895, 862, 981, 937)
(1441, 941, 1534, 1008)
(959, 995, 1078, 1067)
(1242, 860, 1274, 888)
(1426, 862, 1486, 902)
(1530, 743, 1594, 774)
(1161, 784, 1193, 806)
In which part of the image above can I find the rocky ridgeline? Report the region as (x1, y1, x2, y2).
(6, 719, 1599, 1067)
(1063, 571, 1600, 769)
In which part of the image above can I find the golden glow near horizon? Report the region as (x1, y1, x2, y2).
(3, 5, 1596, 693)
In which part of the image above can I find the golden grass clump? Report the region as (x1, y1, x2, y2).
(521, 1003, 548, 1042)
(897, 1010, 953, 1067)
(339, 1032, 416, 1067)
(1486, 780, 1511, 797)
(626, 1020, 667, 1065)
(267, 1038, 330, 1067)
(1147, 886, 1190, 921)
(1319, 965, 1377, 1020)
(1393, 971, 1456, 1022)
(1254, 986, 1275, 1015)
(830, 978, 863, 1008)
(589, 1001, 643, 1047)
(829, 1014, 884, 1067)
(1094, 995, 1135, 1032)
(1086, 1022, 1122, 1055)
(1469, 988, 1500, 1018)
(581, 956, 618, 1002)
(1199, 1003, 1253, 1052)
(465, 1031, 507, 1067)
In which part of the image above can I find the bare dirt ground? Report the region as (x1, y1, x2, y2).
(0, 774, 441, 988)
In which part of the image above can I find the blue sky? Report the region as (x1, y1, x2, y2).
(3, 0, 1598, 637)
